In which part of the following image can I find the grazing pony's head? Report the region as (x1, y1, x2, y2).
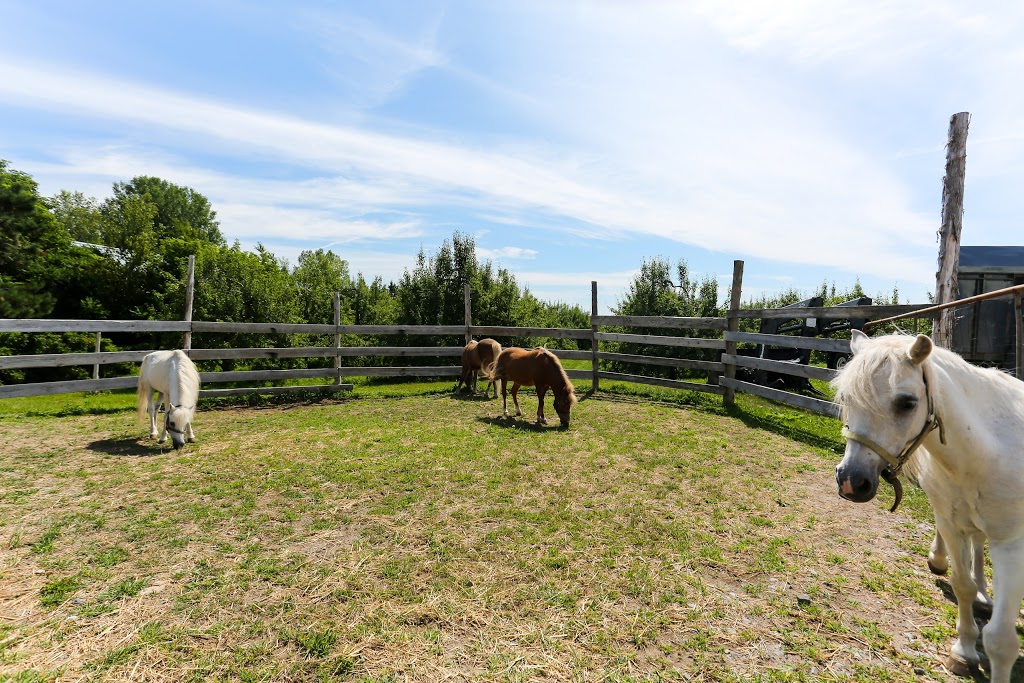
(544, 348, 577, 428)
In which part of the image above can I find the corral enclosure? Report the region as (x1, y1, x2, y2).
(4, 261, 1024, 681)
(0, 388, 967, 682)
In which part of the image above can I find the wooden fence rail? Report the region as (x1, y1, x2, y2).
(7, 259, 1010, 417)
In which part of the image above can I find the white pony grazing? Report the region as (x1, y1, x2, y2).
(833, 330, 1024, 680)
(136, 350, 201, 450)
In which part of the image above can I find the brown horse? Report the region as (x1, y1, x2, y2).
(483, 347, 577, 428)
(453, 338, 502, 397)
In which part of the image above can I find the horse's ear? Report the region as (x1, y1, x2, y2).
(908, 334, 933, 365)
(850, 329, 870, 355)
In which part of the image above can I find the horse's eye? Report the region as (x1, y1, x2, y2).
(894, 396, 918, 413)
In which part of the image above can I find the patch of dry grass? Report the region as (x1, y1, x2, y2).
(0, 392, 985, 681)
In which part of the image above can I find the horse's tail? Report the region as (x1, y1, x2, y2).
(481, 358, 502, 381)
(136, 371, 149, 426)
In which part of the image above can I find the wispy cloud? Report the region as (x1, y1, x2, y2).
(477, 246, 537, 260)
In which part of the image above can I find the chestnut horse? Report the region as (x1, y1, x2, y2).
(484, 347, 577, 428)
(453, 338, 502, 398)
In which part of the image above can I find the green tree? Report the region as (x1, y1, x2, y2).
(0, 160, 72, 317)
(50, 191, 104, 244)
(610, 257, 721, 378)
(292, 249, 353, 324)
(110, 176, 223, 246)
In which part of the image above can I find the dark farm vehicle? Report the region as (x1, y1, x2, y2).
(819, 296, 873, 370)
(736, 296, 873, 395)
(736, 297, 825, 395)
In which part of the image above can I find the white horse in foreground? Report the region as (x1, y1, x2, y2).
(833, 331, 1024, 680)
(136, 350, 200, 450)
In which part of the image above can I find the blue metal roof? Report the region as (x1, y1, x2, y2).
(958, 246, 1024, 270)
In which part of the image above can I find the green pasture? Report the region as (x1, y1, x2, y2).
(0, 377, 976, 682)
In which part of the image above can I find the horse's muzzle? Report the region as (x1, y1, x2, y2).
(835, 464, 878, 503)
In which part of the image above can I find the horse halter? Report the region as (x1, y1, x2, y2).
(164, 403, 194, 436)
(840, 365, 946, 511)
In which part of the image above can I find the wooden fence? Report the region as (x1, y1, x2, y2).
(0, 260, 965, 417)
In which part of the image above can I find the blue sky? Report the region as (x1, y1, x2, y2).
(2, 1, 1023, 314)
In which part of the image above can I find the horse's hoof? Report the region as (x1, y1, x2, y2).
(946, 655, 980, 677)
(927, 558, 948, 576)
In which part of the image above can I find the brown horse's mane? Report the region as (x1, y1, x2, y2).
(538, 347, 577, 404)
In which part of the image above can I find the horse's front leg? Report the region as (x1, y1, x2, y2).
(936, 518, 981, 674)
(501, 379, 509, 417)
(969, 533, 993, 616)
(186, 422, 196, 443)
(983, 541, 1024, 683)
(928, 527, 948, 575)
(536, 385, 547, 424)
(148, 391, 160, 440)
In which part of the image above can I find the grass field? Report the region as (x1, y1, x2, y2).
(0, 378, 996, 682)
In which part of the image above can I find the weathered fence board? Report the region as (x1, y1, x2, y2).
(337, 366, 462, 378)
(725, 331, 851, 354)
(0, 376, 138, 399)
(597, 351, 724, 373)
(199, 368, 337, 383)
(0, 350, 153, 369)
(732, 305, 933, 320)
(468, 326, 592, 340)
(190, 322, 337, 334)
(595, 332, 726, 349)
(721, 354, 838, 382)
(0, 319, 189, 333)
(199, 384, 352, 398)
(335, 346, 464, 357)
(596, 371, 727, 395)
(338, 325, 467, 336)
(719, 377, 841, 417)
(188, 347, 337, 360)
(591, 316, 727, 331)
(546, 349, 594, 361)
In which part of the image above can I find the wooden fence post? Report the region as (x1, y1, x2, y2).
(183, 254, 195, 351)
(464, 283, 472, 345)
(723, 260, 744, 407)
(590, 281, 599, 393)
(1015, 291, 1023, 380)
(934, 112, 970, 349)
(93, 332, 101, 380)
(334, 291, 342, 386)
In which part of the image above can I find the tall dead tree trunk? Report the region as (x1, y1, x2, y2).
(933, 112, 970, 348)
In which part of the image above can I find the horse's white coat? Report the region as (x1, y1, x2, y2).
(834, 331, 1024, 680)
(136, 350, 200, 449)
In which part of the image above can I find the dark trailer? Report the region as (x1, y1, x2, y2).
(952, 246, 1024, 370)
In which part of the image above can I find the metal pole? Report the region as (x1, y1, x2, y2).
(464, 283, 472, 345)
(723, 260, 744, 407)
(183, 254, 195, 351)
(1015, 291, 1023, 380)
(334, 291, 342, 387)
(864, 282, 1024, 331)
(93, 332, 101, 380)
(590, 281, 599, 393)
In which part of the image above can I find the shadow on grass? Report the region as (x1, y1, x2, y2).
(723, 404, 845, 455)
(87, 438, 162, 457)
(477, 416, 567, 433)
(450, 391, 499, 402)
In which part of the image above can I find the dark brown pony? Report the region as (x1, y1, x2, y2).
(484, 347, 577, 428)
(453, 338, 502, 397)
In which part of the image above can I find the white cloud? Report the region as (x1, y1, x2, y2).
(476, 246, 537, 260)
